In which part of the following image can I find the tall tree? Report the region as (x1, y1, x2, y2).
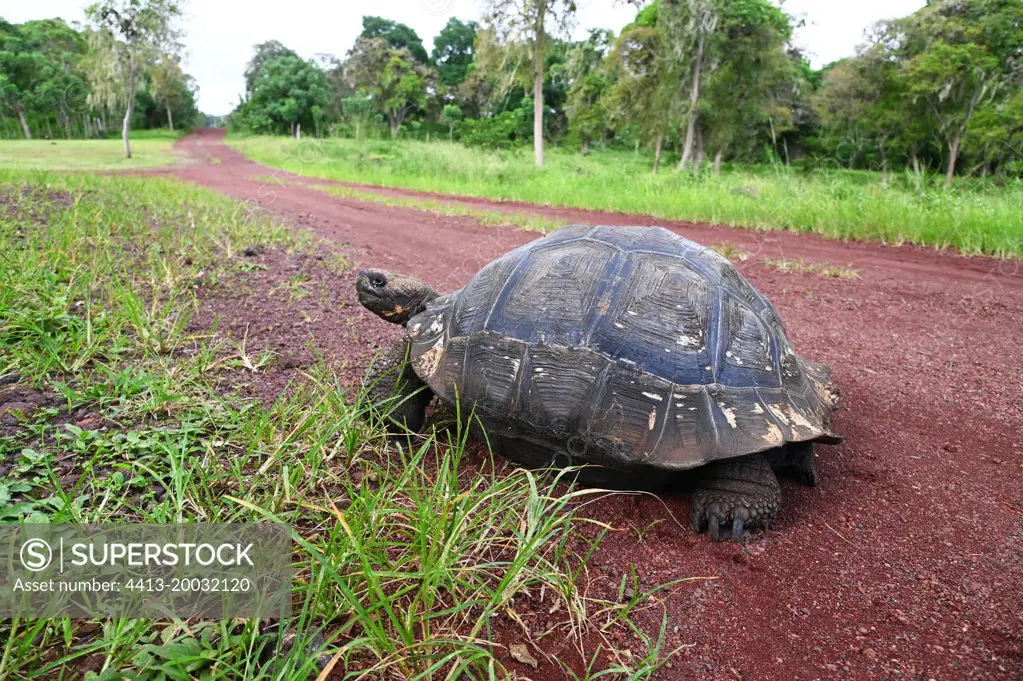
(244, 40, 298, 97)
(0, 19, 48, 138)
(247, 55, 329, 136)
(87, 0, 183, 158)
(657, 0, 720, 169)
(359, 17, 429, 64)
(607, 24, 677, 171)
(149, 52, 187, 130)
(432, 17, 478, 87)
(481, 0, 578, 167)
(564, 29, 613, 154)
(345, 38, 432, 137)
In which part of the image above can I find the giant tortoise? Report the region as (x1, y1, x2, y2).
(356, 225, 842, 540)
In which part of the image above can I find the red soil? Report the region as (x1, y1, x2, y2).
(165, 129, 1022, 680)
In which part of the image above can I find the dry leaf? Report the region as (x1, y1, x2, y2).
(510, 643, 539, 669)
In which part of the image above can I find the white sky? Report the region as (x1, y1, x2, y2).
(3, 0, 926, 115)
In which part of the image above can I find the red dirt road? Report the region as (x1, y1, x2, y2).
(169, 130, 1022, 680)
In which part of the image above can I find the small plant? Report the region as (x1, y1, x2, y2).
(763, 256, 861, 279)
(711, 242, 750, 262)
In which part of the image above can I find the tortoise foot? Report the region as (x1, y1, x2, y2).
(691, 454, 781, 541)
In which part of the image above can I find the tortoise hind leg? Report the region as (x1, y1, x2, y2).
(367, 337, 433, 434)
(691, 453, 781, 541)
(765, 441, 819, 487)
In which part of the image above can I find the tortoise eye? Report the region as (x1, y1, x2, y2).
(369, 275, 386, 288)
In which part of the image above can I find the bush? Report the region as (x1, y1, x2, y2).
(457, 109, 529, 148)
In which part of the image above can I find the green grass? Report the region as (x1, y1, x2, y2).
(229, 135, 1023, 258)
(0, 130, 183, 171)
(0, 170, 682, 679)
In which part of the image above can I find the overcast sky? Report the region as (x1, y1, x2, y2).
(5, 0, 926, 115)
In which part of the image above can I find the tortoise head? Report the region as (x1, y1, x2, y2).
(356, 269, 438, 326)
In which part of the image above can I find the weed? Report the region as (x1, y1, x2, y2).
(763, 257, 861, 279)
(711, 242, 750, 262)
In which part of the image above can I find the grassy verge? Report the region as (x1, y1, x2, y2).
(229, 135, 1023, 259)
(0, 130, 184, 171)
(0, 170, 680, 679)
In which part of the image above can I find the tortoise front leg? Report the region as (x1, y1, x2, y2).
(691, 453, 781, 541)
(367, 337, 433, 434)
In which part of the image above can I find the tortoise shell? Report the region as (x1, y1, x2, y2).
(406, 225, 841, 474)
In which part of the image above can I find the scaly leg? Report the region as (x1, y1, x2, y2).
(367, 337, 433, 433)
(691, 453, 781, 541)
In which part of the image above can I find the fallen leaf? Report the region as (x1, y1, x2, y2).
(510, 643, 538, 669)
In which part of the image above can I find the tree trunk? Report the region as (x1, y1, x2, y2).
(880, 140, 888, 186)
(713, 147, 723, 174)
(166, 104, 174, 131)
(84, 114, 92, 138)
(448, 124, 453, 141)
(911, 148, 921, 191)
(296, 122, 301, 139)
(652, 133, 664, 173)
(581, 134, 589, 156)
(122, 50, 136, 159)
(694, 124, 705, 170)
(678, 30, 706, 170)
(533, 0, 546, 168)
(389, 118, 398, 138)
(945, 132, 961, 189)
(15, 103, 32, 139)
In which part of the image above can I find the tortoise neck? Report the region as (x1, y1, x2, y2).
(400, 286, 439, 327)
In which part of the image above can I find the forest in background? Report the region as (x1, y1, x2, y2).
(227, 0, 1023, 186)
(0, 1, 198, 150)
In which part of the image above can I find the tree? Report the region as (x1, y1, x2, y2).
(0, 18, 89, 139)
(87, 0, 183, 158)
(345, 38, 431, 138)
(0, 20, 49, 138)
(884, 0, 1023, 186)
(656, 0, 720, 169)
(149, 52, 188, 130)
(359, 16, 428, 64)
(812, 59, 876, 169)
(564, 29, 613, 154)
(432, 17, 478, 87)
(481, 0, 578, 167)
(607, 24, 677, 171)
(244, 40, 298, 97)
(440, 103, 463, 140)
(247, 55, 329, 136)
(341, 91, 374, 139)
(701, 0, 799, 170)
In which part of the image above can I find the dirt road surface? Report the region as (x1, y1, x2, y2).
(164, 129, 1022, 680)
